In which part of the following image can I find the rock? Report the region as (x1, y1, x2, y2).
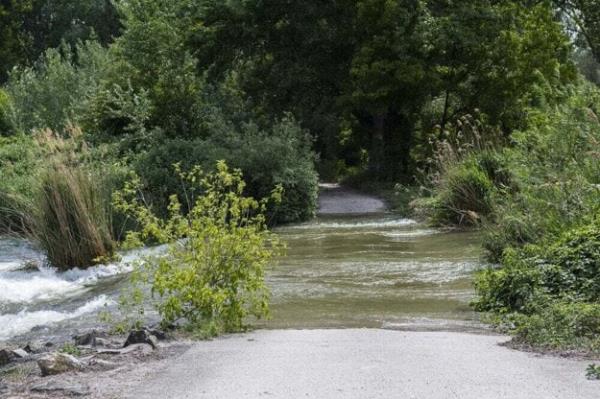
(37, 352, 84, 376)
(124, 329, 159, 349)
(148, 328, 168, 340)
(73, 330, 97, 346)
(11, 349, 29, 359)
(0, 349, 16, 366)
(23, 341, 47, 354)
(30, 381, 90, 396)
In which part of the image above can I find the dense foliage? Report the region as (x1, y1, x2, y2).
(422, 82, 600, 351)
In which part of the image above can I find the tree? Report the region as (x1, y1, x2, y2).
(0, 1, 33, 82)
(554, 0, 600, 63)
(0, 0, 121, 82)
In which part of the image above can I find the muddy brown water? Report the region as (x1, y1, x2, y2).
(265, 214, 485, 331)
(0, 209, 486, 343)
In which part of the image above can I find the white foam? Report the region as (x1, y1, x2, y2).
(286, 219, 418, 230)
(0, 296, 112, 341)
(381, 229, 439, 238)
(0, 245, 165, 305)
(0, 274, 81, 303)
(0, 261, 25, 272)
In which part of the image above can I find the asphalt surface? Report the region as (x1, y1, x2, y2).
(317, 183, 386, 214)
(109, 329, 597, 399)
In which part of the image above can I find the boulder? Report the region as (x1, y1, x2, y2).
(0, 349, 15, 366)
(73, 330, 97, 346)
(37, 352, 84, 376)
(30, 381, 90, 396)
(12, 349, 29, 359)
(124, 329, 159, 349)
(23, 341, 47, 354)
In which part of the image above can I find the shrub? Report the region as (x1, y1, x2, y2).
(473, 248, 542, 313)
(513, 301, 600, 352)
(0, 135, 40, 233)
(133, 117, 318, 224)
(6, 41, 112, 133)
(113, 162, 283, 334)
(416, 114, 507, 226)
(475, 217, 600, 351)
(481, 84, 600, 259)
(476, 219, 600, 312)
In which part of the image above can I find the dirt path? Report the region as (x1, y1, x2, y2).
(318, 183, 386, 215)
(93, 329, 597, 399)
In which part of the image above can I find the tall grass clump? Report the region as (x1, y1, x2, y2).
(32, 164, 115, 270)
(413, 113, 507, 226)
(0, 127, 118, 269)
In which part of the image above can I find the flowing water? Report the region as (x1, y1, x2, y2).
(0, 213, 486, 344)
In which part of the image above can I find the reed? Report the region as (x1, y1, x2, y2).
(31, 164, 115, 270)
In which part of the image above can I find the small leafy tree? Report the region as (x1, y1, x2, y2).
(113, 161, 283, 334)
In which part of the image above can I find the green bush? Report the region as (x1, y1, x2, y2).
(134, 117, 318, 224)
(513, 301, 600, 352)
(476, 219, 600, 311)
(6, 41, 112, 133)
(481, 84, 600, 259)
(113, 161, 283, 334)
(475, 218, 600, 351)
(0, 135, 40, 233)
(473, 248, 542, 313)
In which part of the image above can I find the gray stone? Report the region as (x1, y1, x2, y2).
(73, 330, 97, 346)
(30, 381, 90, 396)
(23, 341, 46, 354)
(37, 352, 84, 376)
(124, 329, 159, 349)
(11, 349, 29, 359)
(0, 349, 15, 366)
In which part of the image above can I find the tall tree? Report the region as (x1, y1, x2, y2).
(554, 0, 600, 63)
(0, 1, 33, 82)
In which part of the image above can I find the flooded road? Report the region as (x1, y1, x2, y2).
(267, 215, 483, 331)
(0, 188, 486, 343)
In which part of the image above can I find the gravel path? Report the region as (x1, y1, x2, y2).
(318, 183, 386, 215)
(98, 329, 597, 399)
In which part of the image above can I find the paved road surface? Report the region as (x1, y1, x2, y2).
(104, 329, 597, 399)
(318, 183, 386, 214)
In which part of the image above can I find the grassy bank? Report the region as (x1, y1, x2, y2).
(417, 82, 600, 354)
